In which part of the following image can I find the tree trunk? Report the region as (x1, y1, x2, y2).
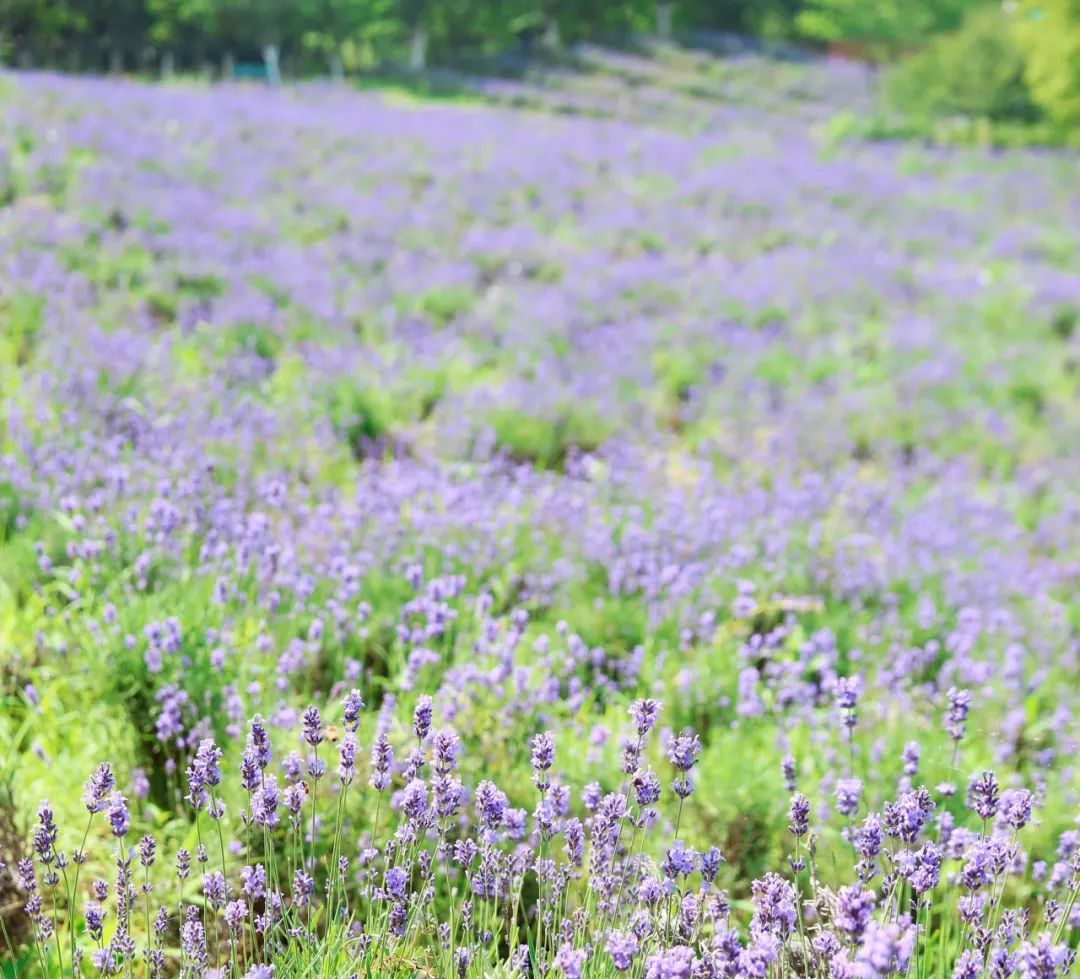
(329, 48, 344, 81)
(408, 25, 427, 71)
(109, 48, 123, 75)
(222, 51, 235, 80)
(17, 49, 33, 70)
(161, 51, 175, 80)
(657, 2, 674, 39)
(263, 44, 281, 86)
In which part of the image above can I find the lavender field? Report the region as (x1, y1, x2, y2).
(1, 50, 1079, 978)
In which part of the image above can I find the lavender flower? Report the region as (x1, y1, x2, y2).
(967, 772, 1000, 821)
(788, 793, 810, 837)
(83, 763, 115, 814)
(835, 778, 863, 818)
(302, 706, 323, 748)
(105, 792, 129, 837)
(413, 695, 433, 742)
(606, 930, 638, 971)
(369, 734, 394, 791)
(629, 699, 662, 736)
(946, 687, 972, 743)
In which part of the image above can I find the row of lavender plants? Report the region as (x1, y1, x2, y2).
(12, 688, 1078, 977)
(2, 50, 1080, 979)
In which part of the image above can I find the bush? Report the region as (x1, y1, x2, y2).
(796, 0, 983, 59)
(884, 9, 1039, 122)
(1012, 0, 1080, 128)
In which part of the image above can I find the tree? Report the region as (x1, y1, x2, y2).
(1012, 0, 1080, 128)
(796, 0, 983, 58)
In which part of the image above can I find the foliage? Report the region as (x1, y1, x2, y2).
(1012, 0, 1080, 128)
(884, 8, 1039, 122)
(796, 0, 985, 57)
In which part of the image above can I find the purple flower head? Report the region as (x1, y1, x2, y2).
(385, 866, 408, 900)
(338, 733, 358, 785)
(203, 870, 229, 909)
(432, 728, 461, 775)
(1000, 789, 1034, 830)
(453, 839, 478, 867)
(582, 782, 602, 811)
(531, 731, 555, 775)
(781, 755, 798, 791)
(282, 750, 303, 784)
(554, 944, 587, 979)
(83, 763, 115, 814)
(902, 741, 920, 777)
(389, 901, 407, 937)
(834, 676, 861, 711)
(248, 716, 272, 769)
(84, 902, 106, 942)
(342, 689, 364, 731)
(400, 778, 428, 823)
(1018, 934, 1069, 978)
(137, 835, 156, 868)
(176, 849, 191, 880)
(224, 898, 247, 933)
(953, 950, 982, 979)
(638, 876, 666, 906)
(700, 846, 725, 883)
(434, 774, 464, 819)
(788, 793, 810, 838)
(240, 748, 261, 793)
(884, 786, 935, 843)
(643, 945, 695, 979)
(302, 706, 323, 748)
(283, 781, 307, 820)
(186, 738, 222, 810)
(663, 841, 698, 880)
(967, 771, 1000, 821)
(835, 778, 863, 818)
(413, 695, 433, 742)
(606, 930, 639, 971)
(629, 699, 662, 737)
(667, 731, 702, 772)
(855, 814, 884, 860)
(903, 842, 943, 894)
(32, 801, 58, 862)
(856, 921, 915, 977)
(241, 863, 266, 899)
(251, 775, 280, 829)
(946, 687, 972, 743)
(475, 780, 508, 831)
(564, 817, 585, 865)
(292, 870, 314, 907)
(834, 885, 875, 941)
(369, 734, 394, 791)
(750, 873, 796, 938)
(106, 791, 129, 837)
(180, 906, 207, 970)
(632, 768, 661, 807)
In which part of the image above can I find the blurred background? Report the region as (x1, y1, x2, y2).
(1, 0, 1078, 144)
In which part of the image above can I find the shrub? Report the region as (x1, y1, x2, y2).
(797, 0, 983, 59)
(884, 9, 1039, 122)
(1012, 0, 1080, 128)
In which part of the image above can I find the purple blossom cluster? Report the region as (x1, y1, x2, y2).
(1, 48, 1079, 979)
(7, 691, 1079, 977)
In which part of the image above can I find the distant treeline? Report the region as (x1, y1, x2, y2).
(0, 1, 996, 78)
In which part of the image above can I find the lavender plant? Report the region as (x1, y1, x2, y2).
(1, 44, 1079, 979)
